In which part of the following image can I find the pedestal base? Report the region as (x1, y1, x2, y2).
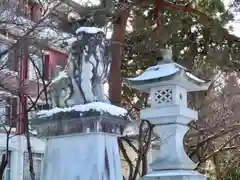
(142, 170, 206, 180)
(41, 133, 123, 180)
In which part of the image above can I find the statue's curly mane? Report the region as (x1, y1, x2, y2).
(50, 30, 112, 108)
(69, 31, 111, 80)
(72, 32, 110, 59)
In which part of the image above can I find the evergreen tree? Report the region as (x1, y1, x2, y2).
(108, 1, 240, 179)
(54, 1, 240, 179)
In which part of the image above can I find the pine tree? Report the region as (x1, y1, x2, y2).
(109, 1, 240, 179)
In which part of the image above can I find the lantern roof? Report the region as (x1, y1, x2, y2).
(125, 49, 211, 93)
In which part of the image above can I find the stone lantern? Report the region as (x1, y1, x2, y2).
(125, 49, 210, 180)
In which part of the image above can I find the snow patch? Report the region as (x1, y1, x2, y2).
(127, 62, 206, 84)
(0, 91, 17, 97)
(76, 27, 104, 34)
(51, 71, 68, 84)
(37, 102, 127, 117)
(127, 63, 180, 81)
(0, 68, 18, 75)
(186, 72, 205, 83)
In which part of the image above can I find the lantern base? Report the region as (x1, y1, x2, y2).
(142, 170, 206, 180)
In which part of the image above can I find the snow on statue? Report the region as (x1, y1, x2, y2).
(49, 27, 111, 108)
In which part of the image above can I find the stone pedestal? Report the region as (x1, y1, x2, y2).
(143, 170, 206, 180)
(140, 91, 206, 180)
(141, 106, 197, 171)
(141, 105, 206, 180)
(41, 133, 122, 180)
(34, 103, 128, 180)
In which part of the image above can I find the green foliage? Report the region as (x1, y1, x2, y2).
(121, 0, 240, 108)
(207, 168, 240, 180)
(225, 168, 240, 180)
(120, 1, 240, 179)
(122, 3, 240, 112)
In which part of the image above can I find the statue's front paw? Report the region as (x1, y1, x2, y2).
(84, 100, 94, 104)
(93, 96, 98, 102)
(84, 96, 98, 104)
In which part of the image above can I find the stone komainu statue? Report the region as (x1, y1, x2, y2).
(49, 27, 111, 108)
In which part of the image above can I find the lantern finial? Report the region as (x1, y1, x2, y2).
(158, 48, 173, 64)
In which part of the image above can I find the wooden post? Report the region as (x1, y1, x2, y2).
(16, 0, 42, 134)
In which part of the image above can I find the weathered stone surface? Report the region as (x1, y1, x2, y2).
(126, 49, 208, 180)
(34, 113, 128, 137)
(143, 170, 206, 180)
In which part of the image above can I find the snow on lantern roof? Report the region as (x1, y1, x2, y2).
(125, 49, 211, 92)
(76, 27, 104, 35)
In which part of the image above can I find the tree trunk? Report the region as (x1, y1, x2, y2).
(212, 154, 223, 180)
(141, 153, 148, 176)
(108, 0, 130, 105)
(0, 154, 8, 180)
(25, 120, 35, 180)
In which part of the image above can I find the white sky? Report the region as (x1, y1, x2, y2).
(224, 0, 240, 37)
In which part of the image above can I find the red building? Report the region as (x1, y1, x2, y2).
(0, 0, 69, 135)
